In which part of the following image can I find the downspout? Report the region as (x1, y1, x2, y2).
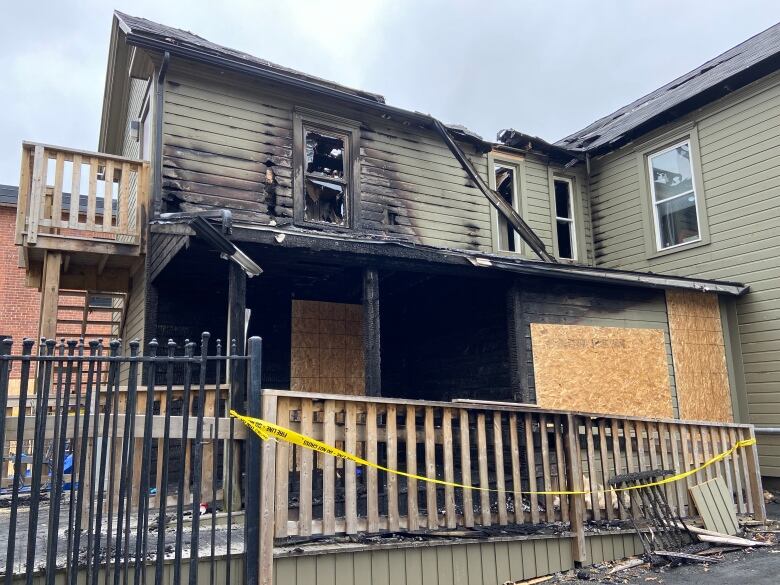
(431, 119, 556, 263)
(153, 51, 170, 216)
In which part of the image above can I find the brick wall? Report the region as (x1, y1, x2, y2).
(0, 205, 41, 379)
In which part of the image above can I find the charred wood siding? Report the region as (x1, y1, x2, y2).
(161, 65, 493, 251)
(516, 280, 678, 415)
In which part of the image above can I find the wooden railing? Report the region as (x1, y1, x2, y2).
(259, 390, 764, 556)
(15, 142, 149, 249)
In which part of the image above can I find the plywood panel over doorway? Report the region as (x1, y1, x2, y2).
(666, 290, 733, 422)
(290, 300, 365, 395)
(530, 323, 673, 417)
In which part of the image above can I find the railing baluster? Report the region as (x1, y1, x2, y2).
(476, 412, 490, 526)
(86, 158, 98, 229)
(51, 152, 65, 229)
(458, 410, 474, 528)
(669, 424, 686, 516)
(345, 401, 358, 534)
(118, 162, 130, 232)
(539, 414, 553, 522)
(298, 399, 313, 536)
(554, 415, 569, 523)
(16, 146, 33, 244)
(701, 426, 714, 482)
(386, 404, 400, 532)
(597, 419, 613, 520)
(274, 398, 290, 537)
(584, 418, 599, 521)
(102, 160, 115, 231)
(719, 427, 734, 503)
(405, 405, 418, 531)
(424, 406, 438, 529)
(508, 414, 522, 524)
(442, 408, 456, 529)
(69, 154, 81, 228)
(492, 412, 507, 525)
(524, 413, 539, 525)
(366, 402, 380, 533)
(26, 145, 46, 244)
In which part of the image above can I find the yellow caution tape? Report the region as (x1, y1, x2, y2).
(231, 410, 755, 496)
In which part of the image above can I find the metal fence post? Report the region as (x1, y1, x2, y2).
(246, 336, 263, 585)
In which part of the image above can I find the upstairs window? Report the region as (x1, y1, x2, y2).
(293, 111, 359, 229)
(553, 178, 576, 260)
(647, 140, 700, 250)
(494, 163, 521, 252)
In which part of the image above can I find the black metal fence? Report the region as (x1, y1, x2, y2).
(0, 333, 260, 585)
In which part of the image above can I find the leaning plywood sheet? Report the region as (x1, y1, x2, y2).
(689, 477, 739, 535)
(530, 323, 672, 417)
(666, 290, 733, 422)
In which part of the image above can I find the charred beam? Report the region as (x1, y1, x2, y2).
(363, 267, 381, 397)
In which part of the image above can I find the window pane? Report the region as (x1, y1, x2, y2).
(656, 194, 699, 248)
(556, 220, 574, 259)
(495, 164, 516, 252)
(650, 143, 693, 201)
(304, 177, 346, 225)
(305, 129, 345, 179)
(554, 180, 572, 218)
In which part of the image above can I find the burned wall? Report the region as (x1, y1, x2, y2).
(380, 274, 513, 401)
(161, 63, 493, 251)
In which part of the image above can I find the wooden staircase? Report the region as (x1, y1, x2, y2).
(55, 290, 126, 341)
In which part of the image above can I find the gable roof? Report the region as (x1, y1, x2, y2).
(556, 22, 780, 153)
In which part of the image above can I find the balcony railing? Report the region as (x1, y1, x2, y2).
(15, 142, 149, 252)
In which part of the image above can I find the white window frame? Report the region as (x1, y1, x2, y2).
(647, 139, 701, 252)
(553, 176, 577, 261)
(493, 161, 523, 253)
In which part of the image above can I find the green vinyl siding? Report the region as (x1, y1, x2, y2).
(588, 71, 780, 473)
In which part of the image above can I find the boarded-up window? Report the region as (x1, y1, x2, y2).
(290, 300, 364, 395)
(530, 323, 673, 418)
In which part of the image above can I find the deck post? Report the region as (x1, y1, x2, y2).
(226, 262, 246, 511)
(565, 414, 587, 565)
(363, 267, 381, 396)
(246, 336, 263, 585)
(506, 280, 528, 402)
(39, 251, 62, 340)
(745, 426, 766, 521)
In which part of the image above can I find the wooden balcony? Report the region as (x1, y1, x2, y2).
(15, 142, 149, 270)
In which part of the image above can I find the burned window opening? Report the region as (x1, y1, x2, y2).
(495, 164, 518, 253)
(553, 178, 576, 260)
(303, 127, 349, 226)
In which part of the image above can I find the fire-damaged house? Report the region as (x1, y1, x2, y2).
(3, 11, 775, 585)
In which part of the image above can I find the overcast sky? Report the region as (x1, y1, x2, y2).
(1, 0, 779, 185)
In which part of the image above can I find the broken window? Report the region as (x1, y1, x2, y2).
(648, 140, 700, 250)
(303, 128, 347, 225)
(494, 163, 519, 252)
(554, 178, 576, 260)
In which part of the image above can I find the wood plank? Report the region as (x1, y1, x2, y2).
(597, 420, 613, 520)
(15, 146, 32, 244)
(274, 398, 291, 538)
(259, 394, 278, 585)
(657, 423, 676, 512)
(51, 152, 65, 228)
(690, 425, 704, 485)
(118, 162, 131, 232)
(102, 160, 115, 230)
(509, 414, 523, 524)
(669, 424, 687, 517)
(525, 413, 540, 525)
(713, 475, 741, 531)
(689, 477, 739, 535)
(539, 414, 554, 522)
(493, 412, 507, 525)
(741, 427, 760, 517)
(610, 419, 625, 519)
(86, 157, 98, 229)
(67, 154, 82, 228)
(584, 418, 600, 521)
(345, 401, 358, 534)
(386, 404, 400, 532)
(442, 408, 456, 529)
(26, 145, 46, 244)
(424, 407, 438, 529)
(405, 405, 419, 531)
(298, 399, 313, 536)
(718, 427, 735, 508)
(367, 402, 380, 533)
(702, 426, 715, 482)
(635, 421, 648, 472)
(680, 425, 695, 502)
(459, 410, 474, 528)
(321, 400, 336, 534)
(476, 412, 491, 526)
(554, 415, 569, 523)
(565, 415, 587, 564)
(728, 427, 746, 514)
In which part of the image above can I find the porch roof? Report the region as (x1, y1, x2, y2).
(150, 221, 747, 296)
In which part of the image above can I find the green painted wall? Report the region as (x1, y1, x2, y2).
(587, 72, 780, 475)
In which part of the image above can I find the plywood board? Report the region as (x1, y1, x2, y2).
(290, 300, 364, 395)
(689, 477, 739, 535)
(666, 290, 732, 422)
(530, 323, 673, 418)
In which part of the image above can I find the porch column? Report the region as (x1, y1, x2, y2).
(227, 262, 248, 404)
(39, 251, 62, 341)
(363, 267, 381, 397)
(506, 279, 528, 402)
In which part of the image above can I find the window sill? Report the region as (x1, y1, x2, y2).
(646, 237, 709, 260)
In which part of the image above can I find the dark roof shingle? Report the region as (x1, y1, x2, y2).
(555, 22, 780, 152)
